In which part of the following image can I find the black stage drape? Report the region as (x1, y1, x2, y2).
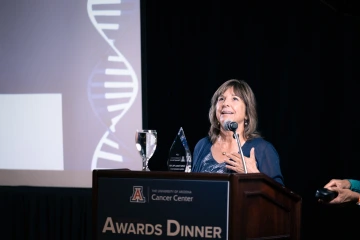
(1, 0, 360, 239)
(0, 187, 92, 240)
(145, 1, 360, 238)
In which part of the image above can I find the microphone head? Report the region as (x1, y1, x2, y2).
(223, 120, 238, 131)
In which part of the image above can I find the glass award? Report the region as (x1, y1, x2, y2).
(167, 127, 192, 172)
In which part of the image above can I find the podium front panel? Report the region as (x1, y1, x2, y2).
(94, 171, 230, 240)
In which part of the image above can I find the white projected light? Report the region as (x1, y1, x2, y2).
(0, 94, 64, 170)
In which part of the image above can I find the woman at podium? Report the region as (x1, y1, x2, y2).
(192, 79, 284, 185)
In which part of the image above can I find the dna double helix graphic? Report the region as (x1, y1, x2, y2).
(87, 0, 139, 170)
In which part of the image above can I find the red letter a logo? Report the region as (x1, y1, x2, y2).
(130, 186, 146, 203)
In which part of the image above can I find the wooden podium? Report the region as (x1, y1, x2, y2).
(93, 170, 301, 240)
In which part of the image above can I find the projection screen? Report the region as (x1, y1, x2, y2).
(0, 0, 142, 188)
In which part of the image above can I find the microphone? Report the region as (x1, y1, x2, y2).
(223, 120, 248, 174)
(223, 120, 238, 132)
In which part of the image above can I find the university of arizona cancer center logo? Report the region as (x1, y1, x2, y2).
(130, 186, 146, 203)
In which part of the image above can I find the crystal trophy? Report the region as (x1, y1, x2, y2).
(167, 127, 192, 172)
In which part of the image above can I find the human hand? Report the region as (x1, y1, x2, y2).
(224, 147, 260, 173)
(324, 179, 351, 189)
(326, 187, 360, 204)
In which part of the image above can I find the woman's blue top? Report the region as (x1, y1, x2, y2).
(192, 136, 284, 185)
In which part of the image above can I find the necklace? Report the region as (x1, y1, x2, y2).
(218, 137, 229, 156)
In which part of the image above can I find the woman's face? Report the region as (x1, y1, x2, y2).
(216, 87, 247, 128)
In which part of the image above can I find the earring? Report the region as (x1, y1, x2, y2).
(245, 120, 248, 126)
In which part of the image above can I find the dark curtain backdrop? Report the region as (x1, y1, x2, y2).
(1, 0, 360, 239)
(146, 0, 360, 239)
(0, 186, 92, 240)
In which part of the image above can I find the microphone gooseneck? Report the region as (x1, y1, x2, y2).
(223, 120, 248, 174)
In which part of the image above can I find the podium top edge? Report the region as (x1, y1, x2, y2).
(92, 169, 232, 181)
